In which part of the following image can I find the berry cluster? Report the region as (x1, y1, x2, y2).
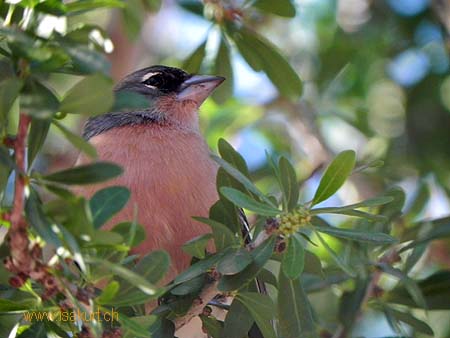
(278, 206, 311, 236)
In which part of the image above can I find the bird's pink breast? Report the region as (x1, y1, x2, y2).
(77, 124, 218, 281)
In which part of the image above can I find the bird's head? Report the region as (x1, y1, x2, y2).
(83, 66, 224, 139)
(115, 65, 224, 126)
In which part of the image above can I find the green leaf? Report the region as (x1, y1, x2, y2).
(236, 292, 276, 338)
(338, 278, 367, 329)
(383, 306, 433, 336)
(212, 154, 276, 207)
(311, 208, 386, 222)
(217, 247, 253, 275)
(222, 298, 254, 338)
(315, 231, 356, 277)
(52, 120, 97, 159)
(21, 80, 59, 119)
(170, 274, 204, 296)
(385, 270, 450, 310)
(200, 315, 223, 338)
(174, 252, 225, 285)
(193, 217, 237, 251)
(86, 257, 159, 296)
(377, 263, 427, 310)
(0, 77, 22, 126)
(313, 225, 397, 244)
(112, 250, 169, 306)
(212, 37, 233, 103)
(218, 138, 250, 176)
(65, 0, 125, 14)
(60, 74, 114, 115)
(220, 187, 281, 216)
(229, 26, 302, 99)
(112, 221, 146, 247)
(27, 118, 51, 168)
(97, 280, 120, 304)
(281, 235, 305, 279)
(254, 0, 296, 17)
(278, 271, 316, 338)
(401, 218, 450, 252)
(89, 186, 130, 228)
(218, 236, 275, 291)
(312, 150, 356, 206)
(303, 249, 323, 276)
(406, 181, 430, 220)
(35, 0, 68, 16)
(311, 196, 394, 212)
(41, 162, 123, 185)
(183, 40, 207, 73)
(119, 314, 156, 338)
(182, 233, 213, 259)
(279, 156, 299, 211)
(62, 44, 111, 74)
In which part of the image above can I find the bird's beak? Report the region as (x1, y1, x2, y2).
(177, 75, 225, 105)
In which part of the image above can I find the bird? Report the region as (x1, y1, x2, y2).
(76, 65, 224, 282)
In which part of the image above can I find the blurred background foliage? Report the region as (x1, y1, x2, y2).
(1, 0, 450, 337)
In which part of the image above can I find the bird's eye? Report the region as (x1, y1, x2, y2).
(143, 74, 166, 88)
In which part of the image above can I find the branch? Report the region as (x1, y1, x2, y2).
(332, 250, 400, 338)
(172, 220, 279, 332)
(7, 113, 32, 276)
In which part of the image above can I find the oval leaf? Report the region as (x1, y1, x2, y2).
(42, 162, 123, 185)
(89, 186, 130, 228)
(312, 150, 356, 206)
(60, 74, 114, 115)
(217, 247, 253, 275)
(220, 187, 281, 216)
(281, 235, 305, 279)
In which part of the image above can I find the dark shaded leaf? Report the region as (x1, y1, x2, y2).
(200, 315, 223, 338)
(62, 44, 111, 74)
(182, 233, 213, 259)
(212, 37, 233, 103)
(221, 298, 254, 338)
(183, 40, 207, 73)
(193, 216, 237, 250)
(53, 120, 97, 159)
(21, 80, 59, 119)
(281, 235, 305, 279)
(218, 236, 275, 291)
(0, 77, 23, 126)
(89, 186, 130, 228)
(27, 118, 51, 168)
(174, 251, 225, 285)
(217, 247, 253, 275)
(170, 274, 204, 296)
(60, 74, 114, 115)
(338, 278, 367, 329)
(278, 270, 316, 338)
(236, 292, 276, 338)
(383, 306, 433, 336)
(112, 221, 146, 247)
(42, 162, 123, 185)
(228, 26, 302, 99)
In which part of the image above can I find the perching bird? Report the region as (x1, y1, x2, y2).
(77, 65, 223, 282)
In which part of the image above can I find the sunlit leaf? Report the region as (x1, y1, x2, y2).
(312, 150, 356, 206)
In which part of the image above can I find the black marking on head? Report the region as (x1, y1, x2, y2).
(114, 65, 190, 95)
(82, 111, 164, 140)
